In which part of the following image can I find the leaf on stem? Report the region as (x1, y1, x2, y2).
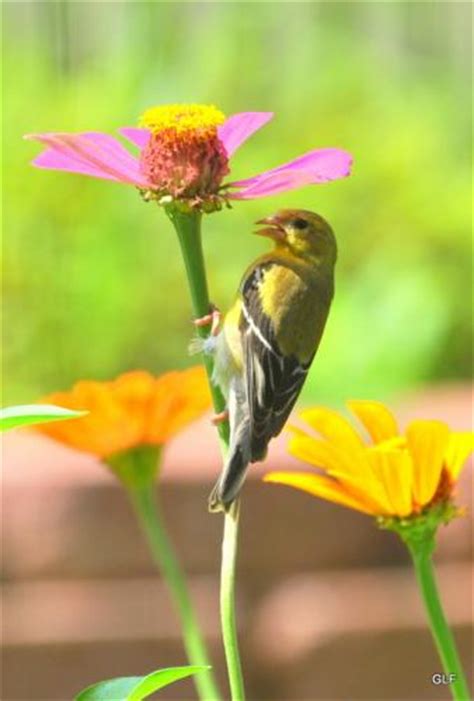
(0, 404, 87, 432)
(75, 665, 211, 701)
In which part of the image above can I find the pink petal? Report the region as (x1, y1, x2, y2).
(118, 127, 151, 150)
(30, 147, 120, 181)
(218, 112, 273, 157)
(228, 148, 353, 199)
(25, 132, 150, 187)
(81, 133, 149, 183)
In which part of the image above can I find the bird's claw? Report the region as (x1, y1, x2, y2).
(194, 306, 221, 336)
(211, 410, 229, 426)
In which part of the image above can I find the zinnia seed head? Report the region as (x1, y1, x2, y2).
(138, 103, 230, 205)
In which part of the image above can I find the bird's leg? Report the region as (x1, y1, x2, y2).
(193, 304, 222, 337)
(211, 409, 229, 425)
(194, 305, 227, 425)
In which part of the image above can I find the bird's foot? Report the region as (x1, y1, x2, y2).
(211, 409, 229, 426)
(194, 305, 221, 336)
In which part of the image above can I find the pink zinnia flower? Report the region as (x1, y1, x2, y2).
(26, 103, 352, 210)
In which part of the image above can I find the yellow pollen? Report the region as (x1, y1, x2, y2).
(139, 103, 226, 134)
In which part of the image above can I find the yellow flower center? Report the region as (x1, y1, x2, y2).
(139, 104, 226, 135)
(138, 103, 230, 205)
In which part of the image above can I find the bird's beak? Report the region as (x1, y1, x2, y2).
(254, 215, 286, 242)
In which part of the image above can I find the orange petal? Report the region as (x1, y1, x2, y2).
(368, 447, 413, 517)
(264, 471, 375, 515)
(110, 371, 156, 443)
(36, 366, 211, 458)
(146, 366, 212, 443)
(406, 420, 450, 506)
(445, 432, 474, 479)
(347, 400, 399, 444)
(38, 380, 138, 457)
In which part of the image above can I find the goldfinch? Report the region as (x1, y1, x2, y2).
(208, 209, 337, 512)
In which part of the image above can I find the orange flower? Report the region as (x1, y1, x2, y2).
(37, 367, 211, 458)
(264, 400, 473, 519)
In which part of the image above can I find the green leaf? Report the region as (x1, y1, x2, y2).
(0, 404, 87, 432)
(75, 665, 210, 701)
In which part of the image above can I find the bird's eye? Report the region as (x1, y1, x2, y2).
(292, 218, 308, 230)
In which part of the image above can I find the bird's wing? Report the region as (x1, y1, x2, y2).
(239, 262, 312, 461)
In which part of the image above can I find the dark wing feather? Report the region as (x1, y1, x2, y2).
(239, 263, 312, 462)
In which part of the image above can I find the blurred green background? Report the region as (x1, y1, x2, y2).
(3, 1, 471, 406)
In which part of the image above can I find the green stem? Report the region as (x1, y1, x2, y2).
(167, 207, 245, 701)
(220, 502, 246, 701)
(408, 543, 471, 700)
(166, 207, 229, 447)
(128, 481, 222, 701)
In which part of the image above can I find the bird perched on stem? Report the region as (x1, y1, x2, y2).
(196, 209, 338, 512)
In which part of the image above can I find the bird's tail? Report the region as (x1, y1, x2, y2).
(208, 376, 251, 513)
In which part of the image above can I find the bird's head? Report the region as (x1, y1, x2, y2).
(255, 209, 337, 264)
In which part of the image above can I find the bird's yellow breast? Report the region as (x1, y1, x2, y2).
(258, 253, 333, 362)
(211, 299, 244, 398)
(223, 298, 244, 370)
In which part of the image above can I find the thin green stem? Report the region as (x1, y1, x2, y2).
(128, 482, 222, 701)
(167, 207, 245, 701)
(409, 545, 471, 701)
(220, 502, 246, 701)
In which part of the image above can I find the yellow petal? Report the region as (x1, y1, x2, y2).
(347, 400, 399, 444)
(288, 433, 392, 514)
(286, 424, 312, 438)
(368, 448, 413, 517)
(445, 432, 474, 479)
(288, 434, 346, 472)
(264, 471, 375, 515)
(299, 406, 365, 450)
(406, 420, 450, 506)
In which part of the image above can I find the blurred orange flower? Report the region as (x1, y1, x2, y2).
(37, 367, 211, 458)
(264, 400, 473, 518)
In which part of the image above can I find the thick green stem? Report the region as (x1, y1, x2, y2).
(220, 502, 246, 701)
(128, 481, 222, 701)
(167, 207, 245, 701)
(408, 543, 471, 701)
(167, 207, 229, 447)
